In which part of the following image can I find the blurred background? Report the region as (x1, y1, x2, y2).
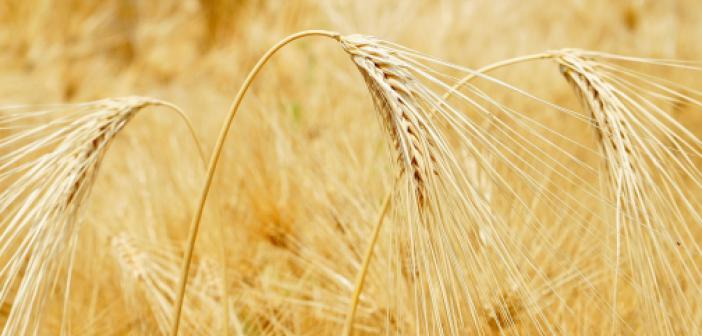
(2, 0, 700, 103)
(2, 0, 702, 334)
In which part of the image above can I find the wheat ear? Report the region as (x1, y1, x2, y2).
(0, 97, 204, 335)
(554, 50, 702, 334)
(556, 53, 633, 330)
(339, 49, 557, 333)
(431, 48, 702, 333)
(112, 233, 223, 335)
(340, 34, 439, 208)
(336, 34, 451, 334)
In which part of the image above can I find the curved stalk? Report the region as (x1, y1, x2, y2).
(433, 52, 554, 115)
(162, 99, 229, 335)
(158, 102, 207, 167)
(169, 30, 341, 336)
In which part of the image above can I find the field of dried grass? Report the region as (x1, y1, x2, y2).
(2, 0, 702, 335)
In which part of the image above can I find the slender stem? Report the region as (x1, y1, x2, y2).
(169, 30, 340, 336)
(159, 102, 208, 167)
(162, 96, 228, 335)
(342, 191, 393, 336)
(433, 52, 554, 116)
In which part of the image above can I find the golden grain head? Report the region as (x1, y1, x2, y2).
(0, 97, 171, 335)
(341, 34, 438, 207)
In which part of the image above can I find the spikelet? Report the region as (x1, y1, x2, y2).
(111, 233, 222, 335)
(556, 49, 702, 334)
(335, 34, 547, 334)
(340, 34, 439, 208)
(0, 97, 166, 335)
(557, 51, 636, 185)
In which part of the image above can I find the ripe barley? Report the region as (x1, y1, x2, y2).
(336, 34, 541, 335)
(112, 233, 221, 335)
(340, 34, 438, 208)
(0, 97, 179, 335)
(556, 50, 702, 334)
(557, 52, 636, 183)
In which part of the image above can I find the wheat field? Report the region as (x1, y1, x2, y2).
(2, 0, 702, 335)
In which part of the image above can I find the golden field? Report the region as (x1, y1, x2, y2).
(1, 0, 702, 334)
